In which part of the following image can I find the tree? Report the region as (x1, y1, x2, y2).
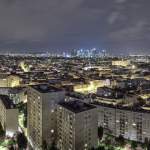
(49, 142, 58, 150)
(115, 135, 125, 147)
(97, 145, 105, 150)
(42, 140, 48, 150)
(142, 138, 148, 149)
(147, 143, 150, 150)
(8, 146, 14, 150)
(108, 146, 115, 150)
(104, 136, 111, 146)
(131, 141, 137, 150)
(23, 116, 27, 128)
(17, 132, 27, 149)
(17, 102, 27, 114)
(0, 123, 5, 136)
(98, 126, 103, 141)
(143, 138, 150, 150)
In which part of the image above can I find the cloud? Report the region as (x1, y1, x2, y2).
(0, 0, 149, 54)
(108, 12, 120, 24)
(109, 21, 150, 40)
(115, 0, 127, 4)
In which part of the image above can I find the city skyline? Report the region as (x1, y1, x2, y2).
(0, 1, 150, 148)
(0, 0, 150, 54)
(0, 54, 149, 149)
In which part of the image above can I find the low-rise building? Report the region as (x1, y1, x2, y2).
(7, 74, 22, 87)
(0, 74, 9, 87)
(94, 102, 150, 143)
(0, 95, 18, 137)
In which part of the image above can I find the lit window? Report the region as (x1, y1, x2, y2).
(132, 123, 136, 126)
(51, 129, 54, 133)
(143, 132, 146, 134)
(51, 109, 54, 113)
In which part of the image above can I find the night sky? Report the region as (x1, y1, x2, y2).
(0, 0, 150, 54)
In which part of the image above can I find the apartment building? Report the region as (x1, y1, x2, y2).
(0, 74, 22, 88)
(57, 100, 98, 150)
(95, 102, 150, 143)
(27, 84, 65, 149)
(0, 95, 18, 137)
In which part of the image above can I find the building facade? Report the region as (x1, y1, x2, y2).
(0, 95, 18, 137)
(57, 100, 98, 150)
(95, 102, 150, 143)
(27, 84, 65, 149)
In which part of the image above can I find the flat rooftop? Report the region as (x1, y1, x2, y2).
(93, 101, 150, 114)
(0, 95, 15, 109)
(0, 73, 9, 79)
(30, 84, 63, 93)
(59, 100, 96, 113)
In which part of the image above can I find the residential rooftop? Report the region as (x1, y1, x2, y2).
(59, 100, 96, 113)
(30, 84, 63, 93)
(0, 95, 15, 109)
(93, 101, 150, 114)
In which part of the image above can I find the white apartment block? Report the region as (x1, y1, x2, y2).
(95, 102, 150, 143)
(27, 84, 65, 150)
